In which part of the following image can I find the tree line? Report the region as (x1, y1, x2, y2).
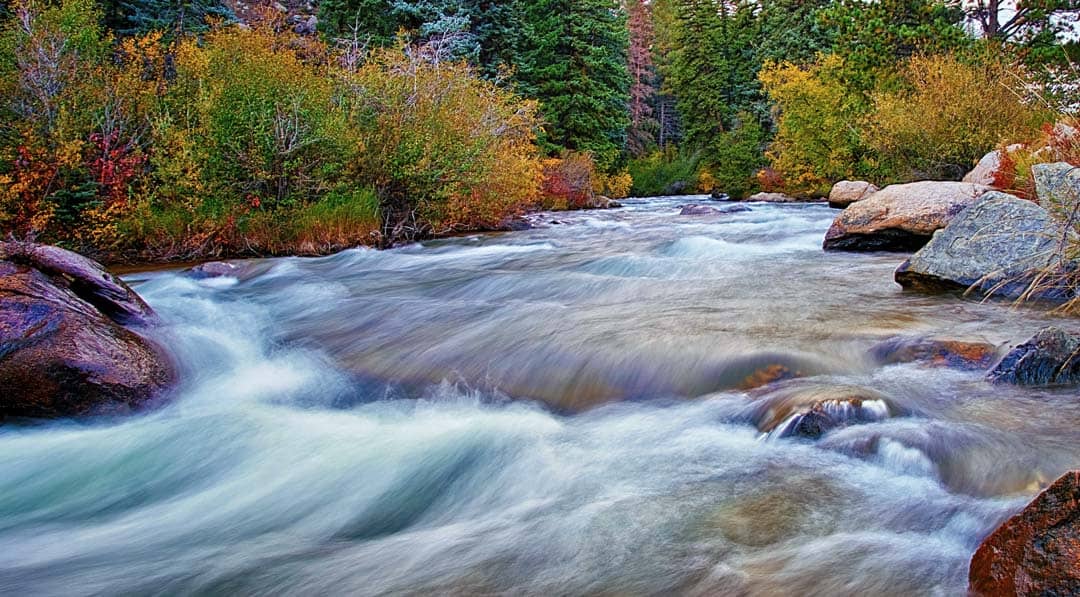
(0, 0, 1077, 259)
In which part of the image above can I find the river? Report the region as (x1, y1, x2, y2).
(2, 197, 1079, 595)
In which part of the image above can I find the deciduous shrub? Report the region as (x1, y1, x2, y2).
(759, 55, 879, 196)
(626, 145, 701, 196)
(343, 47, 542, 241)
(866, 53, 1048, 181)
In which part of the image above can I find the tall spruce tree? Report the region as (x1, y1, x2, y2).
(515, 0, 630, 169)
(660, 0, 760, 148)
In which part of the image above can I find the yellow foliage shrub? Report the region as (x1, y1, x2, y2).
(867, 53, 1049, 181)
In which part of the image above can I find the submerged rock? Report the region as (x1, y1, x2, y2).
(679, 204, 751, 216)
(828, 180, 878, 209)
(969, 470, 1080, 596)
(188, 261, 243, 279)
(749, 384, 896, 440)
(823, 181, 993, 252)
(895, 192, 1075, 299)
(987, 327, 1080, 387)
(0, 242, 174, 419)
(870, 336, 1000, 370)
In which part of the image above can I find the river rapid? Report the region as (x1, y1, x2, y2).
(2, 197, 1079, 596)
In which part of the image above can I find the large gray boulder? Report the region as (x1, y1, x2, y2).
(895, 192, 1075, 299)
(1032, 162, 1079, 210)
(987, 327, 1080, 387)
(824, 181, 993, 252)
(828, 180, 878, 209)
(0, 242, 174, 419)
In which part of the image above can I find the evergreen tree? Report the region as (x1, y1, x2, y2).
(101, 0, 234, 36)
(660, 0, 760, 148)
(318, 0, 402, 45)
(515, 0, 630, 169)
(754, 0, 834, 65)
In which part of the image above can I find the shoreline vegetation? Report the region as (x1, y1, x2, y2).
(1, 0, 1078, 267)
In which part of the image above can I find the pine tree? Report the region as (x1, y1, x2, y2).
(626, 0, 658, 156)
(516, 0, 630, 169)
(661, 0, 761, 148)
(102, 0, 234, 36)
(318, 0, 402, 45)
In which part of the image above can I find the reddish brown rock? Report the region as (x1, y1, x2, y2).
(870, 336, 1001, 370)
(0, 242, 174, 419)
(823, 181, 993, 252)
(970, 470, 1080, 596)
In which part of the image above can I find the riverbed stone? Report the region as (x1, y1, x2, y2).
(987, 327, 1080, 387)
(828, 180, 878, 209)
(823, 181, 993, 252)
(869, 336, 1000, 370)
(895, 192, 1075, 299)
(679, 204, 751, 216)
(969, 470, 1080, 596)
(188, 261, 242, 279)
(749, 384, 896, 440)
(0, 242, 174, 419)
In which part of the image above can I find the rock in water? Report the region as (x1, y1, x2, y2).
(969, 470, 1080, 596)
(895, 192, 1075, 299)
(869, 336, 1000, 370)
(987, 327, 1080, 387)
(679, 204, 751, 216)
(0, 242, 174, 419)
(828, 180, 878, 209)
(746, 192, 801, 203)
(823, 181, 993, 252)
(749, 383, 896, 440)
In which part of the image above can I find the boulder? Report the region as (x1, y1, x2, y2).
(962, 144, 1025, 187)
(679, 204, 751, 216)
(828, 180, 879, 209)
(710, 191, 731, 201)
(869, 336, 1000, 370)
(987, 327, 1080, 387)
(895, 192, 1075, 299)
(1032, 162, 1079, 208)
(969, 470, 1080, 596)
(0, 242, 174, 419)
(746, 192, 801, 203)
(823, 181, 994, 252)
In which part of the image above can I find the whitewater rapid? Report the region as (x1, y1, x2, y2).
(2, 197, 1079, 595)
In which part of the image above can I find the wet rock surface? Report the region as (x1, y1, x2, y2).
(988, 327, 1080, 387)
(969, 470, 1080, 596)
(0, 242, 174, 419)
(870, 336, 1001, 370)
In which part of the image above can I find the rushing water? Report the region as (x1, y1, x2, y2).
(3, 197, 1080, 596)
